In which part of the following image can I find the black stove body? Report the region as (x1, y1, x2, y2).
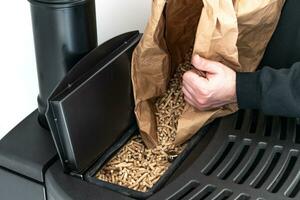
(1, 0, 300, 200)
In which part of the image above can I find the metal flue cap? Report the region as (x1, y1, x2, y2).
(28, 0, 91, 7)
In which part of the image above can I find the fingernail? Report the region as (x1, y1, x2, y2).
(194, 54, 203, 64)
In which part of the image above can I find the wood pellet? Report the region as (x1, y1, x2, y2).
(96, 51, 193, 192)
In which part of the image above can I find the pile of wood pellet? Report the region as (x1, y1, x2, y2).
(96, 51, 193, 192)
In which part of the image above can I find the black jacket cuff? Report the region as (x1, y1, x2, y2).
(236, 72, 261, 109)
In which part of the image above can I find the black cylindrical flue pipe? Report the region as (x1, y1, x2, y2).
(28, 0, 98, 128)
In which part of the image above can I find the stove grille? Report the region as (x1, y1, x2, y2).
(150, 110, 300, 200)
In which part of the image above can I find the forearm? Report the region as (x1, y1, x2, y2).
(236, 62, 300, 117)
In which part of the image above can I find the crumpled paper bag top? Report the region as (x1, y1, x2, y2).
(132, 0, 286, 148)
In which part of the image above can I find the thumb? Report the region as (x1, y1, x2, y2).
(191, 55, 219, 74)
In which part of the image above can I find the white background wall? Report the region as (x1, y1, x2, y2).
(0, 0, 151, 139)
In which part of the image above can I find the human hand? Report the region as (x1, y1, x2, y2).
(182, 55, 237, 111)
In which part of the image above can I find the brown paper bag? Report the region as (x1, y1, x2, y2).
(132, 0, 286, 148)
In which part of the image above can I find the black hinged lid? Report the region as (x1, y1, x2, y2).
(46, 31, 141, 173)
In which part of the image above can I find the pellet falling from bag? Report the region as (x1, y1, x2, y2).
(96, 51, 193, 192)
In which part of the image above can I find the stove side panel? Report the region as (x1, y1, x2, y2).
(0, 168, 45, 200)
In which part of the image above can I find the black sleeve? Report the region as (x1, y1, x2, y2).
(236, 62, 300, 117)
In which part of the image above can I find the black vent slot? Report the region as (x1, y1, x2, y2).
(189, 185, 216, 200)
(218, 139, 251, 180)
(213, 189, 233, 200)
(235, 194, 250, 200)
(295, 120, 300, 144)
(202, 136, 236, 176)
(251, 147, 283, 189)
(268, 150, 299, 193)
(280, 117, 288, 140)
(249, 110, 259, 133)
(264, 116, 273, 137)
(286, 170, 300, 198)
(167, 180, 200, 200)
(234, 142, 267, 184)
(235, 110, 245, 130)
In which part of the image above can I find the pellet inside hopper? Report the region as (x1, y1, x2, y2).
(96, 51, 193, 192)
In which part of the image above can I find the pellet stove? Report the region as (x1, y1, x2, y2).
(1, 0, 300, 200)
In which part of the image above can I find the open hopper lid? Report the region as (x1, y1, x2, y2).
(46, 31, 141, 174)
